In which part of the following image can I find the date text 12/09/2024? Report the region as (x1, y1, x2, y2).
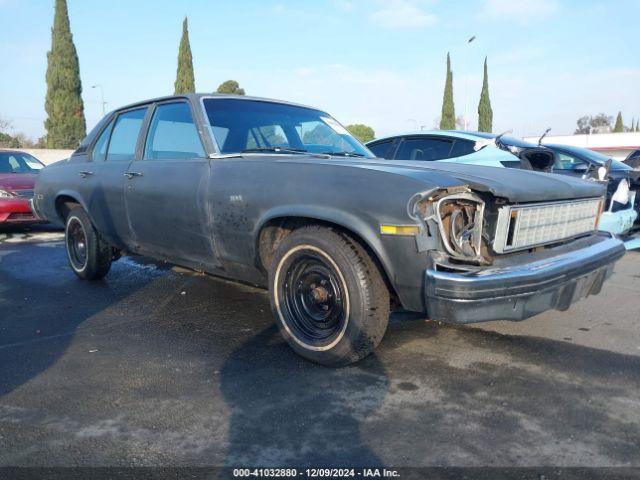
(233, 468, 400, 477)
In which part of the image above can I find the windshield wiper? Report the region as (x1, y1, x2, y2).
(321, 151, 365, 157)
(241, 147, 330, 159)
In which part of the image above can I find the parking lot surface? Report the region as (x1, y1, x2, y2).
(1, 228, 639, 467)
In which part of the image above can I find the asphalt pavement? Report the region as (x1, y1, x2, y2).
(1, 227, 639, 468)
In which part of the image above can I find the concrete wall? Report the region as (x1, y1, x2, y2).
(522, 132, 640, 160)
(5, 148, 75, 165)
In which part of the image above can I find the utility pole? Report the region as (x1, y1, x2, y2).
(91, 84, 107, 116)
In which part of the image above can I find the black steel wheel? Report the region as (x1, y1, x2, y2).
(66, 216, 88, 272)
(64, 206, 112, 280)
(269, 226, 390, 366)
(279, 246, 349, 350)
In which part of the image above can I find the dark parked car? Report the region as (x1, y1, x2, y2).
(0, 150, 46, 225)
(542, 144, 639, 231)
(33, 94, 625, 366)
(623, 149, 640, 169)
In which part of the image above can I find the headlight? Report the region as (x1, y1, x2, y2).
(410, 189, 486, 262)
(0, 189, 15, 199)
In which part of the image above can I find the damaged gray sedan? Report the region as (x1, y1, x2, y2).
(33, 94, 625, 366)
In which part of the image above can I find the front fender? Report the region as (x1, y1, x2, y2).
(255, 204, 396, 287)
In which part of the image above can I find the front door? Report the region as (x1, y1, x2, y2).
(124, 101, 218, 268)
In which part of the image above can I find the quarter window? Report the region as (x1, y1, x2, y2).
(92, 120, 114, 161)
(144, 102, 205, 159)
(106, 108, 147, 162)
(395, 138, 453, 161)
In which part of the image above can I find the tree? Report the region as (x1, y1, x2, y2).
(216, 80, 245, 95)
(439, 52, 455, 130)
(613, 111, 624, 133)
(477, 57, 493, 133)
(574, 113, 612, 134)
(0, 115, 11, 133)
(44, 0, 86, 149)
(174, 17, 195, 94)
(346, 124, 375, 143)
(0, 132, 22, 148)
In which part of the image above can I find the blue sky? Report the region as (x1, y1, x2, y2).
(1, 0, 639, 140)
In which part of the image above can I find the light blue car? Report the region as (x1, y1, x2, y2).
(367, 131, 639, 249)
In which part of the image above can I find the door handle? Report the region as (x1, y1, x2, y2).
(78, 171, 93, 178)
(123, 172, 143, 179)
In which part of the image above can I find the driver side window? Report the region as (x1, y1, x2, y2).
(555, 152, 586, 170)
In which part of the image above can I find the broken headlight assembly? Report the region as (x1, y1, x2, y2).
(409, 189, 487, 264)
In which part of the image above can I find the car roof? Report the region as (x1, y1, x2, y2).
(110, 93, 326, 116)
(367, 130, 485, 144)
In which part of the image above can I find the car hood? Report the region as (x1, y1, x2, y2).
(330, 158, 605, 203)
(0, 173, 37, 191)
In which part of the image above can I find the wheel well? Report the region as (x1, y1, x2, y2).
(257, 217, 400, 307)
(55, 195, 81, 222)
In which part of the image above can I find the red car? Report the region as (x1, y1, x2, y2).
(0, 150, 46, 225)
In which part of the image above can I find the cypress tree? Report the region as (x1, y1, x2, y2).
(174, 17, 196, 94)
(477, 57, 493, 133)
(439, 52, 455, 130)
(44, 0, 86, 149)
(613, 111, 624, 132)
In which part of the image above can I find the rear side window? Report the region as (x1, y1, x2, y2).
(106, 108, 147, 162)
(368, 140, 394, 158)
(395, 138, 453, 161)
(449, 139, 475, 158)
(92, 120, 114, 161)
(144, 102, 205, 159)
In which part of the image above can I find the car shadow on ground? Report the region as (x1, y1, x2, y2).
(0, 238, 161, 399)
(0, 238, 639, 466)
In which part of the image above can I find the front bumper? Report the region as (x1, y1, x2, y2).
(425, 234, 626, 324)
(0, 197, 46, 224)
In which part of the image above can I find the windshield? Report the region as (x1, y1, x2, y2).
(0, 152, 44, 173)
(203, 99, 373, 158)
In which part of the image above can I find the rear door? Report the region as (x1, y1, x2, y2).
(124, 100, 218, 268)
(83, 106, 149, 248)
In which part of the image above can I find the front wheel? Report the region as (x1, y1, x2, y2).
(268, 226, 390, 366)
(65, 206, 112, 280)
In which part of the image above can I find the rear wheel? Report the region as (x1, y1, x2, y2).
(65, 206, 112, 280)
(269, 226, 390, 366)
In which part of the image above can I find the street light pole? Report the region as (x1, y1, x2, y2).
(463, 35, 476, 131)
(91, 84, 106, 116)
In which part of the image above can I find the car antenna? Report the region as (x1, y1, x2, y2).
(538, 127, 551, 146)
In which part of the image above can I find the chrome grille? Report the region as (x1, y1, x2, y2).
(493, 198, 602, 253)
